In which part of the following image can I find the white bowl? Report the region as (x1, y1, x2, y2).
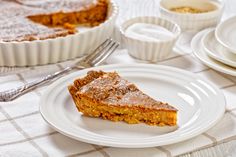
(159, 0, 224, 31)
(120, 16, 181, 62)
(0, 1, 118, 66)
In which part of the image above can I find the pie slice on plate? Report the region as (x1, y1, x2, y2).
(68, 70, 177, 126)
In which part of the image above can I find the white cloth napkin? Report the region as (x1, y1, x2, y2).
(0, 47, 236, 157)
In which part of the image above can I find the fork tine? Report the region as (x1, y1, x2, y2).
(91, 41, 119, 66)
(87, 39, 114, 63)
(76, 38, 118, 68)
(83, 38, 112, 62)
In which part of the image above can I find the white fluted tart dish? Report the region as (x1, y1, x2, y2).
(0, 0, 118, 66)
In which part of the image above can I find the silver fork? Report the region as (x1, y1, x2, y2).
(0, 39, 119, 102)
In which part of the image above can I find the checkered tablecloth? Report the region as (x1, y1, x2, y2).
(0, 0, 236, 157)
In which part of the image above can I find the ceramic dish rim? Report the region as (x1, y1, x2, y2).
(159, 0, 224, 18)
(119, 16, 181, 44)
(202, 29, 236, 68)
(215, 16, 236, 54)
(191, 28, 236, 76)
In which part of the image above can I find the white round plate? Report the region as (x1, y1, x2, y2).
(202, 29, 236, 68)
(40, 64, 225, 148)
(192, 29, 236, 76)
(215, 16, 236, 54)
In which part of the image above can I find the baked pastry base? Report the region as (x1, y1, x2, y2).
(68, 71, 177, 126)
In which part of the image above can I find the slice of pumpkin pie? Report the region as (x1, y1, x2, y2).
(68, 70, 177, 126)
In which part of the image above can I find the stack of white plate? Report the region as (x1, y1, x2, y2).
(191, 16, 236, 76)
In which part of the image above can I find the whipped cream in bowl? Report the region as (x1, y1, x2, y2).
(125, 23, 175, 42)
(120, 16, 181, 62)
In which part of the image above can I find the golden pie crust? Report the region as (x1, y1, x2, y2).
(68, 70, 178, 126)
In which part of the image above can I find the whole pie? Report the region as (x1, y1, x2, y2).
(0, 0, 108, 42)
(68, 70, 178, 126)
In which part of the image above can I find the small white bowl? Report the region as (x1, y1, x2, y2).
(120, 16, 181, 62)
(159, 0, 224, 31)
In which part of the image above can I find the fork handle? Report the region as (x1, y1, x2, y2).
(0, 66, 77, 102)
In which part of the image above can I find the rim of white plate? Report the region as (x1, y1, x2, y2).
(202, 29, 236, 68)
(215, 16, 236, 54)
(192, 28, 236, 76)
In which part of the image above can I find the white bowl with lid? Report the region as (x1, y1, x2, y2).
(159, 0, 224, 31)
(120, 16, 181, 62)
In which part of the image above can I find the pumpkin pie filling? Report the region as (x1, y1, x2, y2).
(68, 70, 178, 126)
(0, 0, 109, 42)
